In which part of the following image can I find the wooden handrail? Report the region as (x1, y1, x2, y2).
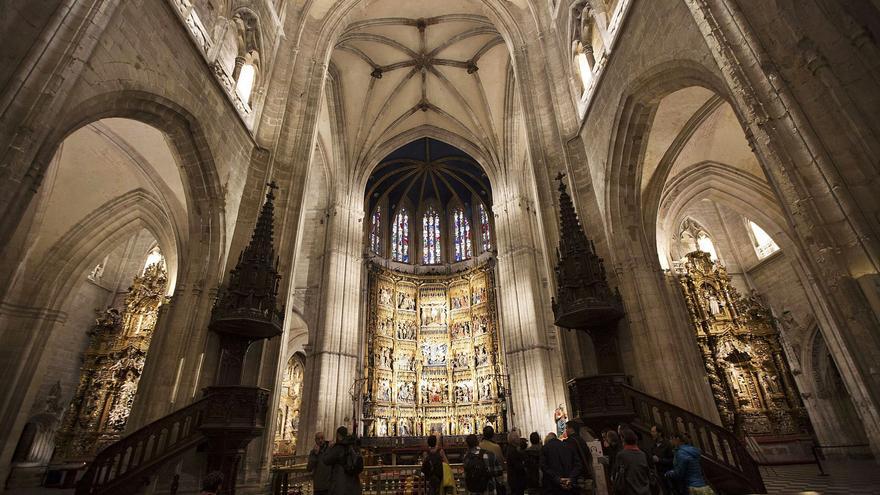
(75, 396, 211, 495)
(568, 375, 766, 494)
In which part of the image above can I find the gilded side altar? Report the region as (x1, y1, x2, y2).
(675, 251, 808, 437)
(363, 262, 506, 436)
(55, 261, 168, 460)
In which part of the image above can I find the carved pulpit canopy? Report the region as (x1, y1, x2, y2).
(551, 172, 623, 330)
(210, 182, 284, 340)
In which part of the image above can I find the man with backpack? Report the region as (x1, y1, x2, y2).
(464, 433, 504, 495)
(323, 426, 364, 495)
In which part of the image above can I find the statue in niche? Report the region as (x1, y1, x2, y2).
(379, 287, 393, 306)
(398, 292, 416, 310)
(704, 289, 722, 316)
(422, 343, 447, 366)
(398, 382, 415, 403)
(399, 419, 411, 436)
(396, 321, 416, 340)
(478, 377, 493, 400)
(554, 404, 568, 437)
(421, 305, 447, 326)
(475, 345, 489, 367)
(378, 380, 392, 402)
(377, 419, 388, 436)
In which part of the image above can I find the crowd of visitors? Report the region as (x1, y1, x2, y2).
(305, 421, 714, 495)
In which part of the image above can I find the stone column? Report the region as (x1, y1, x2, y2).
(493, 191, 567, 436)
(297, 201, 365, 448)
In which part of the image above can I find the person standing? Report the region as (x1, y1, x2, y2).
(665, 433, 713, 495)
(308, 432, 333, 495)
(323, 426, 363, 495)
(564, 420, 594, 488)
(422, 434, 448, 494)
(505, 430, 527, 495)
(612, 429, 651, 495)
(524, 432, 542, 495)
(480, 425, 506, 494)
(646, 426, 674, 495)
(464, 433, 504, 495)
(541, 428, 581, 494)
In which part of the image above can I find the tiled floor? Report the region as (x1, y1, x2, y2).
(760, 460, 880, 494)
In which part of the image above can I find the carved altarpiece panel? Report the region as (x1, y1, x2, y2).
(273, 354, 304, 455)
(364, 263, 506, 437)
(55, 261, 168, 460)
(675, 251, 809, 437)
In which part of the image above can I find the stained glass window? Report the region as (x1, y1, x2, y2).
(392, 208, 409, 262)
(452, 208, 473, 262)
(370, 206, 382, 255)
(479, 203, 492, 252)
(422, 206, 441, 264)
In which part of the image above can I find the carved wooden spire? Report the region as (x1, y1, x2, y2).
(210, 182, 284, 340)
(552, 173, 623, 330)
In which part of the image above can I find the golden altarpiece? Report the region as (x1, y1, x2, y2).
(675, 251, 808, 437)
(363, 262, 506, 437)
(273, 354, 304, 455)
(54, 260, 168, 460)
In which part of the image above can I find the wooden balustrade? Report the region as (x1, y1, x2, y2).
(569, 374, 766, 494)
(75, 396, 210, 495)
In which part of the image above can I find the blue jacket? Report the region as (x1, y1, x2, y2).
(665, 444, 708, 488)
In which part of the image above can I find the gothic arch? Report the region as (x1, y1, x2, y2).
(28, 90, 225, 287)
(656, 161, 794, 264)
(605, 61, 730, 259)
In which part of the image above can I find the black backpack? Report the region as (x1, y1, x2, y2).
(464, 451, 491, 492)
(344, 446, 364, 476)
(422, 451, 443, 486)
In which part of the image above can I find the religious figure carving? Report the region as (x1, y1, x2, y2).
(554, 404, 568, 437)
(676, 251, 808, 437)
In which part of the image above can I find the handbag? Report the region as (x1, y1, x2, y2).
(441, 462, 456, 493)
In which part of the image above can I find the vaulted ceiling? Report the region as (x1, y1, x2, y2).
(329, 2, 512, 171)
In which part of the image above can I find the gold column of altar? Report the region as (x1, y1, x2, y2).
(363, 263, 505, 437)
(54, 260, 168, 460)
(675, 251, 808, 437)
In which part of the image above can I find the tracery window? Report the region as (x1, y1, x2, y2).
(370, 206, 382, 255)
(392, 208, 410, 263)
(452, 208, 473, 262)
(422, 206, 441, 265)
(236, 63, 256, 104)
(748, 220, 780, 260)
(479, 203, 492, 252)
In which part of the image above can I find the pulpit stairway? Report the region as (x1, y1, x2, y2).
(75, 184, 284, 495)
(551, 173, 766, 494)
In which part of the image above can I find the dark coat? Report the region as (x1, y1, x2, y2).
(323, 440, 363, 495)
(541, 438, 581, 494)
(614, 448, 651, 495)
(505, 445, 527, 495)
(524, 445, 541, 490)
(564, 434, 594, 480)
(646, 438, 674, 472)
(308, 441, 333, 492)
